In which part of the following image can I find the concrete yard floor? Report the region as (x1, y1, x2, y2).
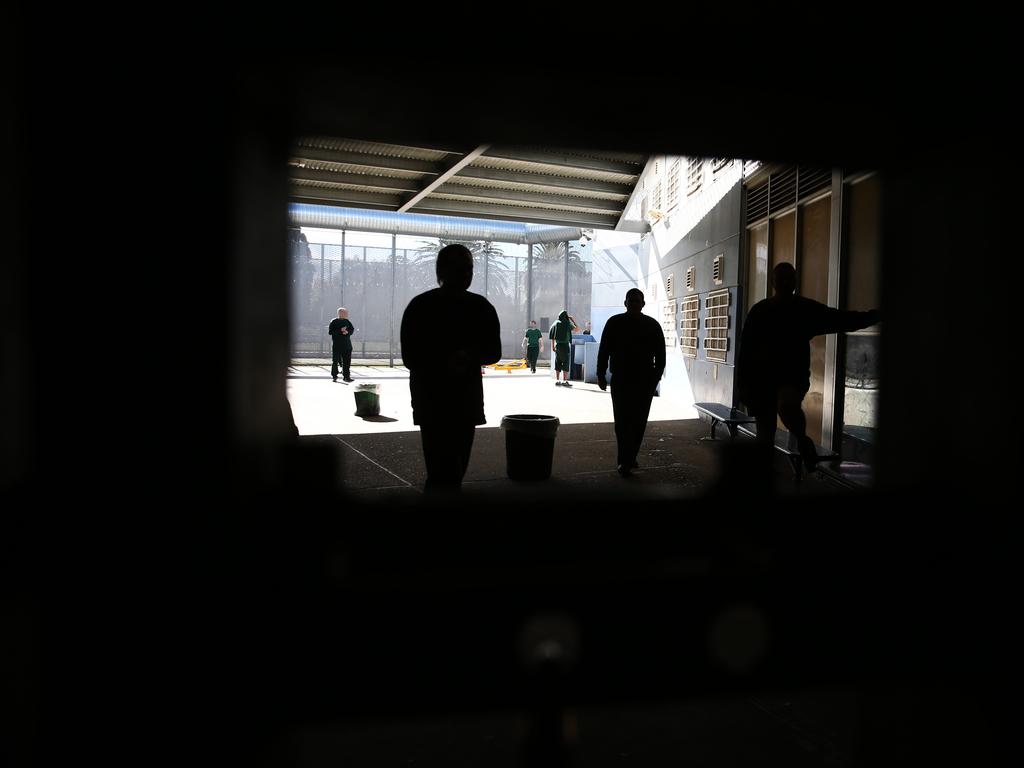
(287, 365, 857, 503)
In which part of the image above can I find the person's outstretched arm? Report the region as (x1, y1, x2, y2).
(812, 302, 881, 336)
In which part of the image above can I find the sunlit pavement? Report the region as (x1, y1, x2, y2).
(287, 364, 698, 437)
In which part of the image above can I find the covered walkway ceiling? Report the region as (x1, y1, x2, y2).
(289, 138, 650, 233)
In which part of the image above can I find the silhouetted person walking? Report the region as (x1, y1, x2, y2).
(737, 262, 880, 471)
(596, 289, 666, 476)
(400, 244, 502, 492)
(328, 307, 355, 382)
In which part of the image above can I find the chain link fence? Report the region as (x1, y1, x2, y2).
(290, 231, 592, 362)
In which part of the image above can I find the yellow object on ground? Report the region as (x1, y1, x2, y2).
(485, 359, 529, 373)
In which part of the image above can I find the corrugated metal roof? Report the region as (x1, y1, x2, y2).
(447, 174, 627, 202)
(429, 192, 622, 216)
(292, 178, 406, 195)
(289, 138, 649, 232)
(288, 159, 430, 181)
(296, 137, 452, 162)
(468, 156, 640, 185)
(532, 147, 648, 165)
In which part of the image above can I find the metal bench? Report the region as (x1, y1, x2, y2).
(735, 422, 840, 480)
(693, 402, 756, 441)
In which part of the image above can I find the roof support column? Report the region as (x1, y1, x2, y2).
(527, 244, 534, 324)
(390, 233, 396, 368)
(564, 240, 570, 313)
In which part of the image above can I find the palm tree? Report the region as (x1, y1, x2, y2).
(288, 230, 316, 341)
(414, 238, 510, 297)
(531, 241, 591, 323)
(474, 240, 511, 298)
(532, 241, 587, 274)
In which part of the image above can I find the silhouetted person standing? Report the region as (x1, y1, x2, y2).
(400, 244, 502, 491)
(596, 289, 666, 476)
(328, 307, 355, 382)
(737, 262, 880, 471)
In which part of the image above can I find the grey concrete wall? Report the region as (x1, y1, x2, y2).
(646, 182, 744, 407)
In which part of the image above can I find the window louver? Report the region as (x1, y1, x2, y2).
(746, 183, 769, 225)
(667, 159, 681, 210)
(797, 167, 831, 201)
(687, 158, 703, 196)
(746, 164, 832, 226)
(769, 166, 797, 212)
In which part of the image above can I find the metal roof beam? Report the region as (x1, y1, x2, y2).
(397, 145, 489, 213)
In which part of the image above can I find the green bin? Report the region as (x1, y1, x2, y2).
(354, 383, 380, 417)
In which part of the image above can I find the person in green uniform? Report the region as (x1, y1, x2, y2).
(548, 310, 579, 387)
(522, 320, 544, 373)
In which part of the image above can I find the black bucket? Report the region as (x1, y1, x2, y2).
(500, 414, 560, 480)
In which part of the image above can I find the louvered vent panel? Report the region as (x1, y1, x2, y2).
(687, 158, 704, 196)
(662, 299, 677, 347)
(652, 180, 663, 212)
(667, 159, 681, 210)
(703, 290, 730, 362)
(746, 183, 769, 224)
(713, 254, 723, 285)
(769, 166, 797, 212)
(798, 167, 831, 200)
(680, 296, 699, 358)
